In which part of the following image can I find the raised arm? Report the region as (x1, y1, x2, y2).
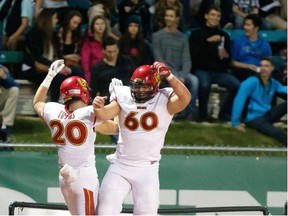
(92, 97, 121, 121)
(33, 60, 65, 116)
(153, 62, 191, 115)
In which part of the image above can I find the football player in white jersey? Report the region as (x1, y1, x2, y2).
(33, 60, 119, 215)
(93, 61, 191, 215)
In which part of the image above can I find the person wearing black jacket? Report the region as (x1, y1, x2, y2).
(189, 5, 240, 122)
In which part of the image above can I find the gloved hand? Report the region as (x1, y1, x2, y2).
(41, 59, 65, 88)
(153, 61, 173, 81)
(109, 78, 123, 95)
(48, 59, 65, 78)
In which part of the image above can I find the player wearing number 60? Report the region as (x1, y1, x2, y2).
(93, 61, 191, 215)
(33, 60, 119, 215)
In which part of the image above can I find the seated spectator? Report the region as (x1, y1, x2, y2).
(90, 37, 136, 100)
(152, 6, 199, 120)
(149, 0, 185, 32)
(193, 0, 234, 28)
(81, 15, 108, 83)
(57, 10, 83, 68)
(232, 57, 287, 147)
(189, 5, 240, 122)
(90, 37, 136, 143)
(118, 15, 153, 67)
(258, 0, 287, 30)
(22, 9, 84, 102)
(0, 0, 34, 50)
(232, 0, 260, 29)
(231, 13, 272, 81)
(0, 65, 19, 146)
(87, 0, 120, 40)
(36, 0, 71, 24)
(118, 0, 151, 40)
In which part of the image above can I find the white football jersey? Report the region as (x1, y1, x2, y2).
(111, 86, 174, 166)
(42, 103, 102, 168)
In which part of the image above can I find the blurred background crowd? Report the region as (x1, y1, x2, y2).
(0, 0, 287, 145)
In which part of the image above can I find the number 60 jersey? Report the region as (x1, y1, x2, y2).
(42, 103, 101, 168)
(111, 86, 174, 166)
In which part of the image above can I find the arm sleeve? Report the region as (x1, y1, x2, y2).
(231, 79, 255, 127)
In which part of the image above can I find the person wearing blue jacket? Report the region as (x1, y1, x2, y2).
(0, 65, 19, 145)
(231, 14, 272, 81)
(232, 57, 287, 147)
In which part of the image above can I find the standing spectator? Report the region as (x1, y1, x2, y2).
(118, 0, 151, 40)
(258, 0, 287, 30)
(90, 37, 136, 101)
(231, 13, 272, 81)
(81, 15, 108, 83)
(57, 10, 83, 68)
(93, 61, 191, 215)
(33, 60, 119, 215)
(0, 65, 19, 145)
(152, 6, 199, 120)
(22, 9, 84, 102)
(118, 14, 153, 67)
(189, 5, 240, 122)
(0, 0, 34, 50)
(232, 0, 260, 29)
(232, 57, 287, 147)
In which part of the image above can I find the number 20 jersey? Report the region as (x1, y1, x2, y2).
(42, 103, 102, 168)
(111, 86, 174, 166)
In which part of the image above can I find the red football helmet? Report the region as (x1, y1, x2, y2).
(60, 76, 90, 105)
(130, 65, 161, 103)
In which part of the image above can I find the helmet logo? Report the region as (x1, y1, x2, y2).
(154, 72, 161, 86)
(77, 78, 88, 91)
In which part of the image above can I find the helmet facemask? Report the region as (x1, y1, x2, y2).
(130, 79, 156, 103)
(130, 65, 161, 103)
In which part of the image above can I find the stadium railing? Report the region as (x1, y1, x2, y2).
(9, 201, 271, 215)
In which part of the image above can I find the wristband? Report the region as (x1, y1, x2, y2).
(166, 74, 174, 81)
(40, 74, 54, 89)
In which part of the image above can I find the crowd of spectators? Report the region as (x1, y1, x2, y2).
(0, 0, 287, 146)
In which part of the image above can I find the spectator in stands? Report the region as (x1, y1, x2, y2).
(0, 0, 34, 50)
(232, 0, 260, 29)
(81, 15, 108, 83)
(149, 0, 185, 32)
(0, 65, 19, 145)
(57, 10, 83, 69)
(87, 0, 120, 40)
(258, 0, 287, 30)
(118, 15, 153, 67)
(90, 37, 136, 143)
(90, 37, 136, 100)
(36, 0, 71, 25)
(118, 0, 151, 40)
(193, 0, 234, 28)
(189, 5, 240, 122)
(22, 9, 84, 102)
(232, 57, 287, 147)
(231, 13, 272, 81)
(152, 6, 199, 120)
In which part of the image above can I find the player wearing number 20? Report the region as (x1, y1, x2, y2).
(33, 60, 119, 215)
(93, 61, 191, 215)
